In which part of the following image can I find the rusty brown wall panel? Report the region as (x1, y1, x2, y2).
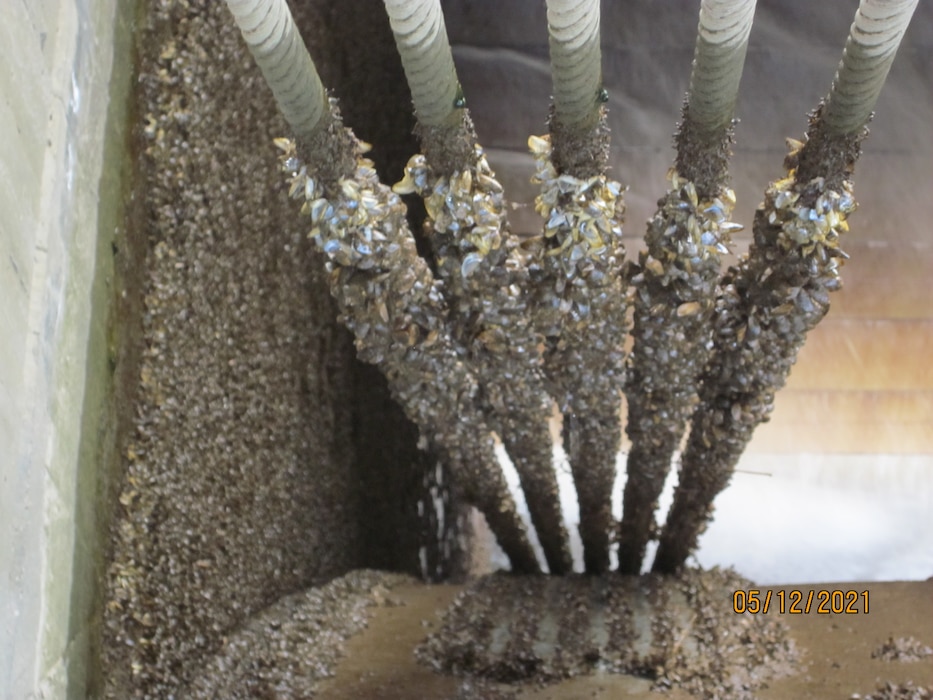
(829, 243, 933, 320)
(751, 390, 933, 453)
(616, 241, 932, 322)
(785, 319, 933, 391)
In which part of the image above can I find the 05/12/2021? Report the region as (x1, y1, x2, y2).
(733, 589, 870, 615)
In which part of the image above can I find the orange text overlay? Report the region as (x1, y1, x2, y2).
(732, 589, 870, 615)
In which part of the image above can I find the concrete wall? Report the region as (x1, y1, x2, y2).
(1, 1, 137, 697)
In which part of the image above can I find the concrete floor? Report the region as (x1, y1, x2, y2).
(315, 579, 933, 699)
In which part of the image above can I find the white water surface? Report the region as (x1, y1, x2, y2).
(493, 446, 932, 584)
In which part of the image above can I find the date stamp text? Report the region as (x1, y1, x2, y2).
(732, 589, 870, 615)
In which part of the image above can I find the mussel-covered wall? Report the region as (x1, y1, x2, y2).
(100, 2, 450, 697)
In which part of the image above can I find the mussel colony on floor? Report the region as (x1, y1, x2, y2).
(418, 567, 796, 698)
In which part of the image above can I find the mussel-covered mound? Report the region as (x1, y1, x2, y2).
(417, 567, 797, 699)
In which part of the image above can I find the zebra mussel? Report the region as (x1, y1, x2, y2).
(393, 146, 507, 275)
(529, 133, 625, 271)
(526, 132, 627, 342)
(277, 137, 400, 272)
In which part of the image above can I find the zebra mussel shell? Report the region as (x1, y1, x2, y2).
(277, 137, 404, 270)
(622, 167, 745, 546)
(393, 147, 507, 271)
(528, 133, 626, 269)
(764, 168, 856, 261)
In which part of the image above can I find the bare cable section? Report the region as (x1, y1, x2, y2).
(822, 0, 919, 135)
(224, 0, 329, 142)
(384, 0, 461, 127)
(687, 0, 757, 136)
(546, 0, 603, 129)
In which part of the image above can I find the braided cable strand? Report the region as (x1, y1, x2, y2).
(387, 1, 572, 571)
(225, 0, 328, 142)
(546, 0, 602, 128)
(823, 0, 919, 135)
(276, 133, 541, 573)
(688, 0, 757, 134)
(616, 2, 753, 575)
(384, 0, 460, 126)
